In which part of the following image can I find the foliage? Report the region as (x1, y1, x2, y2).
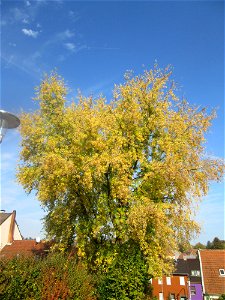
(97, 241, 151, 300)
(206, 237, 225, 249)
(0, 254, 96, 300)
(0, 256, 42, 300)
(218, 294, 225, 300)
(178, 241, 192, 252)
(193, 237, 225, 249)
(17, 65, 224, 277)
(192, 242, 206, 249)
(40, 253, 96, 300)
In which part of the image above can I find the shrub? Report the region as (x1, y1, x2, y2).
(0, 253, 96, 300)
(97, 241, 151, 300)
(0, 256, 42, 299)
(40, 253, 97, 300)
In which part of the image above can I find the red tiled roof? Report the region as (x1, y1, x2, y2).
(0, 240, 49, 258)
(199, 249, 225, 295)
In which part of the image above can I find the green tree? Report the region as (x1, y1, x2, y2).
(17, 66, 224, 277)
(206, 237, 225, 249)
(193, 242, 206, 249)
(206, 241, 212, 249)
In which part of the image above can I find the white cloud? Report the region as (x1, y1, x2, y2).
(69, 10, 75, 17)
(64, 42, 76, 52)
(8, 42, 17, 47)
(22, 18, 29, 24)
(2, 54, 15, 69)
(37, 29, 76, 53)
(22, 28, 39, 38)
(12, 7, 29, 22)
(1, 51, 43, 79)
(2, 2, 46, 27)
(68, 10, 80, 22)
(41, 29, 74, 49)
(60, 29, 74, 39)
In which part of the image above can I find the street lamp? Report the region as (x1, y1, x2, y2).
(0, 110, 20, 144)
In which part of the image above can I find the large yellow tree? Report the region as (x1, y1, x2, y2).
(17, 66, 224, 277)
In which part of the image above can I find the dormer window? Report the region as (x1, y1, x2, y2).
(191, 270, 200, 277)
(219, 269, 225, 276)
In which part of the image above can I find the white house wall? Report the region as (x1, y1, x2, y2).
(14, 222, 22, 240)
(0, 215, 22, 250)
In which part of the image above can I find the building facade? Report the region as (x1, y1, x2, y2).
(151, 274, 190, 300)
(0, 210, 22, 250)
(176, 258, 203, 300)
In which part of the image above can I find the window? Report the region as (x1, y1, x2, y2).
(158, 278, 163, 284)
(159, 292, 164, 300)
(190, 286, 196, 296)
(219, 269, 225, 276)
(166, 277, 171, 285)
(191, 270, 200, 277)
(170, 294, 175, 300)
(179, 276, 185, 286)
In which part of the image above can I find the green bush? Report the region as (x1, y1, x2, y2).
(40, 253, 96, 300)
(0, 253, 96, 300)
(97, 242, 151, 300)
(0, 256, 42, 299)
(0, 248, 152, 300)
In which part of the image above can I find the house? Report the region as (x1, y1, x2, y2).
(151, 250, 197, 300)
(0, 210, 50, 259)
(151, 274, 190, 300)
(198, 249, 225, 300)
(176, 258, 203, 300)
(0, 210, 22, 250)
(0, 239, 49, 259)
(177, 249, 198, 260)
(151, 249, 225, 300)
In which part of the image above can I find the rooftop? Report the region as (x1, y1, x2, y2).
(0, 240, 49, 259)
(199, 249, 225, 295)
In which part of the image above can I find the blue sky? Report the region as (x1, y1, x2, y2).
(1, 0, 224, 243)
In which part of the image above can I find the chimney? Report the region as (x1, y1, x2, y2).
(8, 210, 16, 244)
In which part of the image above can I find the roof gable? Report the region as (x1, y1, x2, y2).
(176, 258, 201, 283)
(199, 249, 225, 295)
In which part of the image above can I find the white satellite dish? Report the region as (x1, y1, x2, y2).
(36, 237, 41, 243)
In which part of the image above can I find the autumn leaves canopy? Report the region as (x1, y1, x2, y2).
(17, 66, 224, 276)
